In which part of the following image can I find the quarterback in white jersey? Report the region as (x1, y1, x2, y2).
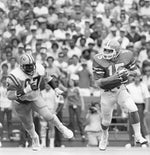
(6, 53, 73, 151)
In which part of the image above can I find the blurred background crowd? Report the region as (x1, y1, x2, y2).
(0, 0, 150, 149)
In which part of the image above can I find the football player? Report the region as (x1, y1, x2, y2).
(93, 40, 147, 150)
(6, 53, 73, 151)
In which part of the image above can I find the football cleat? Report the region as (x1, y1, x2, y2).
(99, 129, 109, 151)
(61, 126, 74, 139)
(135, 136, 148, 145)
(32, 137, 41, 151)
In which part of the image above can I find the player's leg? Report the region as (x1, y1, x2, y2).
(33, 96, 73, 139)
(14, 102, 40, 150)
(99, 91, 116, 150)
(118, 89, 147, 145)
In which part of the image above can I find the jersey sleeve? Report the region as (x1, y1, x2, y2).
(6, 75, 18, 91)
(92, 58, 105, 80)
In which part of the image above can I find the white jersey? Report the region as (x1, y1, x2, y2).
(7, 63, 45, 101)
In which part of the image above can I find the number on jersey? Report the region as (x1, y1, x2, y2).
(108, 63, 124, 76)
(24, 76, 41, 90)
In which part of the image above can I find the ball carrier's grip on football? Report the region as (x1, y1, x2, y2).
(99, 74, 122, 90)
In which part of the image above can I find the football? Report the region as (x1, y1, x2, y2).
(117, 67, 129, 83)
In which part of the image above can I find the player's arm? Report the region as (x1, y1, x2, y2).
(93, 59, 122, 90)
(125, 51, 140, 76)
(125, 53, 140, 76)
(6, 74, 32, 100)
(6, 76, 21, 100)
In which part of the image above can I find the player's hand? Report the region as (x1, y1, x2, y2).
(16, 87, 25, 98)
(30, 80, 38, 91)
(24, 82, 32, 93)
(117, 67, 129, 84)
(54, 88, 63, 96)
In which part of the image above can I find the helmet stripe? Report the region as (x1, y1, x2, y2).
(30, 54, 34, 63)
(26, 54, 31, 64)
(106, 40, 111, 47)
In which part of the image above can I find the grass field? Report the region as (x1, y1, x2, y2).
(0, 147, 150, 155)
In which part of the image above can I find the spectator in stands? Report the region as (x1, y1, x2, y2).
(126, 22, 141, 43)
(142, 60, 150, 145)
(54, 52, 68, 74)
(67, 55, 81, 78)
(85, 102, 101, 146)
(33, 0, 48, 17)
(0, 63, 9, 79)
(116, 27, 130, 49)
(53, 21, 66, 40)
(46, 56, 61, 78)
(50, 42, 60, 59)
(76, 59, 93, 96)
(138, 40, 150, 67)
(9, 57, 18, 72)
(67, 39, 82, 58)
(126, 73, 150, 147)
(37, 17, 52, 41)
(47, 6, 58, 31)
(67, 78, 85, 140)
(0, 76, 12, 141)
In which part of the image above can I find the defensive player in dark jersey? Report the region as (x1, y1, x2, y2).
(93, 40, 147, 150)
(6, 53, 73, 151)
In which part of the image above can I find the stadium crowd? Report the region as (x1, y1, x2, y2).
(0, 0, 150, 148)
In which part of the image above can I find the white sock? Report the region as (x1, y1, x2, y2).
(132, 122, 142, 138)
(50, 138, 54, 148)
(41, 137, 46, 147)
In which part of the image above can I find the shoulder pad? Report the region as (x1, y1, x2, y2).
(94, 53, 109, 68)
(11, 67, 27, 81)
(6, 76, 19, 91)
(120, 50, 133, 64)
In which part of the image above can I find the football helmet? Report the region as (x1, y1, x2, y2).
(102, 40, 121, 60)
(20, 53, 36, 76)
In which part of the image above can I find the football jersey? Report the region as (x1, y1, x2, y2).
(93, 50, 137, 80)
(7, 63, 45, 102)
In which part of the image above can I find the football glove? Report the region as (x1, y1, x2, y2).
(117, 67, 129, 84)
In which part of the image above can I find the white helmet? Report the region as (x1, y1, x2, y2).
(20, 53, 36, 76)
(102, 40, 121, 60)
